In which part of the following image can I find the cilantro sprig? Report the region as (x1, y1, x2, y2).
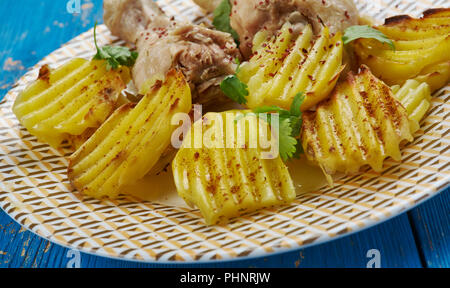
(220, 59, 248, 104)
(224, 58, 304, 161)
(213, 0, 240, 45)
(343, 25, 395, 50)
(93, 22, 138, 70)
(252, 93, 305, 161)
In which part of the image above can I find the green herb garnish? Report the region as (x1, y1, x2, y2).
(93, 22, 138, 70)
(220, 76, 248, 104)
(220, 58, 248, 104)
(343, 25, 395, 50)
(253, 92, 306, 161)
(213, 0, 240, 45)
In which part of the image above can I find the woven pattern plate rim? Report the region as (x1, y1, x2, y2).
(0, 0, 449, 262)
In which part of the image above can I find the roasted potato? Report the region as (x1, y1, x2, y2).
(13, 58, 131, 148)
(302, 66, 413, 176)
(68, 70, 192, 199)
(354, 8, 450, 92)
(238, 23, 345, 111)
(67, 128, 97, 150)
(172, 111, 296, 225)
(392, 80, 432, 134)
(192, 0, 222, 12)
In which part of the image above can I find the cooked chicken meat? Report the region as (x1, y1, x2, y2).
(103, 0, 241, 104)
(103, 0, 167, 44)
(134, 24, 240, 97)
(233, 0, 359, 58)
(193, 0, 359, 58)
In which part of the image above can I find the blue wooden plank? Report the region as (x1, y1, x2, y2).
(0, 207, 422, 268)
(409, 191, 449, 268)
(0, 0, 444, 268)
(0, 0, 104, 102)
(75, 213, 422, 268)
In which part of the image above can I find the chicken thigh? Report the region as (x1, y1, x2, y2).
(193, 0, 359, 58)
(103, 0, 241, 105)
(234, 0, 359, 58)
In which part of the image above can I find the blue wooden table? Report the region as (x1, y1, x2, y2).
(0, 0, 448, 268)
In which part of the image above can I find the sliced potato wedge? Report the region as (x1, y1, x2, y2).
(172, 111, 296, 225)
(13, 59, 131, 148)
(68, 70, 192, 199)
(392, 80, 432, 134)
(238, 23, 344, 111)
(354, 8, 450, 92)
(301, 66, 413, 176)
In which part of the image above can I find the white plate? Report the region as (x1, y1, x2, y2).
(0, 0, 448, 262)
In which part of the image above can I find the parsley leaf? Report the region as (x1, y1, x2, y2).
(254, 106, 289, 115)
(220, 75, 248, 104)
(252, 92, 306, 162)
(220, 58, 248, 104)
(213, 0, 240, 45)
(292, 140, 304, 159)
(289, 92, 305, 137)
(93, 22, 138, 70)
(290, 92, 305, 117)
(278, 118, 298, 161)
(343, 25, 395, 50)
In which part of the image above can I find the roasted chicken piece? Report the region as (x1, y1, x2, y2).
(193, 0, 359, 58)
(103, 0, 241, 105)
(233, 0, 359, 58)
(103, 0, 167, 44)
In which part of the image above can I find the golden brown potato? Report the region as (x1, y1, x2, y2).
(13, 59, 131, 148)
(68, 70, 192, 199)
(301, 66, 413, 176)
(238, 23, 344, 111)
(67, 128, 97, 150)
(354, 8, 450, 92)
(172, 111, 296, 225)
(392, 80, 432, 134)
